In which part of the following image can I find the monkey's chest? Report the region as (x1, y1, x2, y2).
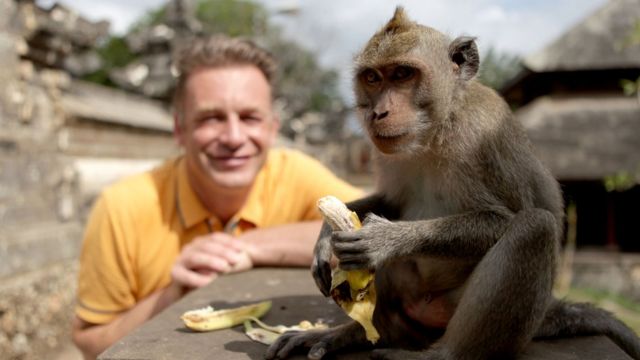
(398, 185, 458, 221)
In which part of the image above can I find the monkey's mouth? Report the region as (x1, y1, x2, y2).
(372, 132, 408, 141)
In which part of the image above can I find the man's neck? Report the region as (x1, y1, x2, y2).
(188, 175, 252, 226)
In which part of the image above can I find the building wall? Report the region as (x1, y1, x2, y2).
(0, 2, 179, 357)
(0, 1, 84, 358)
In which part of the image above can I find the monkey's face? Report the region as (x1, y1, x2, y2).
(355, 63, 430, 155)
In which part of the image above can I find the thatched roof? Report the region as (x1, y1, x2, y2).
(525, 0, 640, 72)
(519, 94, 640, 180)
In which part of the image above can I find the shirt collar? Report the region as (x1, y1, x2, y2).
(175, 155, 268, 231)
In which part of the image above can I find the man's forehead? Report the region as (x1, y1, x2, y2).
(182, 66, 273, 106)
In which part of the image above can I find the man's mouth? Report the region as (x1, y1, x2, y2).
(207, 154, 253, 169)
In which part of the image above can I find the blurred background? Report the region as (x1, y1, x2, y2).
(0, 0, 638, 358)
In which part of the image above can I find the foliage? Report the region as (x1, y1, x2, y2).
(603, 170, 637, 192)
(83, 36, 136, 87)
(196, 0, 268, 37)
(619, 19, 640, 100)
(477, 47, 522, 91)
(128, 6, 167, 33)
(619, 19, 640, 49)
(84, 0, 347, 139)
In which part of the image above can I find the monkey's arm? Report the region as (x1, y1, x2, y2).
(332, 206, 517, 270)
(312, 194, 392, 296)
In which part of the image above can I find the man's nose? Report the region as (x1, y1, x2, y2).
(219, 116, 247, 147)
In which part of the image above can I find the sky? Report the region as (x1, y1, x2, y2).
(37, 0, 609, 97)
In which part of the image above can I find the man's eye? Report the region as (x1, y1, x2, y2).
(392, 66, 415, 81)
(241, 115, 262, 123)
(200, 115, 223, 123)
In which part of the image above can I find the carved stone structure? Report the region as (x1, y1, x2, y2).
(110, 0, 202, 99)
(0, 1, 178, 358)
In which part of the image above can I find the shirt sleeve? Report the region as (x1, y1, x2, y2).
(74, 192, 138, 324)
(287, 151, 365, 221)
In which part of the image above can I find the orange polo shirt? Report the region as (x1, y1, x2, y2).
(75, 148, 363, 324)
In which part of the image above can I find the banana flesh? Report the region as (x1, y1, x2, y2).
(317, 196, 380, 344)
(181, 300, 272, 332)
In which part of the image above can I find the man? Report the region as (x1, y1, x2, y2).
(71, 35, 362, 359)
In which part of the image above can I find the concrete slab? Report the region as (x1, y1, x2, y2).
(99, 268, 633, 360)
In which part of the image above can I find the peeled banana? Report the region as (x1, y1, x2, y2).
(317, 196, 380, 344)
(180, 300, 272, 332)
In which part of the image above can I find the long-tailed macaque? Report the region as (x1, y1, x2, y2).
(266, 7, 640, 360)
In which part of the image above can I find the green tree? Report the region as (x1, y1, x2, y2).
(83, 36, 136, 87)
(196, 0, 268, 36)
(477, 47, 522, 91)
(85, 0, 347, 139)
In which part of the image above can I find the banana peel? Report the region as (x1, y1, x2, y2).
(181, 300, 327, 346)
(244, 319, 328, 345)
(181, 300, 271, 332)
(317, 196, 379, 344)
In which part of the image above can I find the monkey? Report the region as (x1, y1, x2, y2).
(265, 7, 640, 360)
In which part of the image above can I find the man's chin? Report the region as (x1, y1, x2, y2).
(208, 172, 257, 190)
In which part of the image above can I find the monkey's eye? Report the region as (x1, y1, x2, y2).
(361, 70, 381, 85)
(392, 66, 415, 81)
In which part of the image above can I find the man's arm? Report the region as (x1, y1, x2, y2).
(72, 282, 183, 359)
(240, 220, 323, 267)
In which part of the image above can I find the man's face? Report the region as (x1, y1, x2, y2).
(175, 65, 279, 190)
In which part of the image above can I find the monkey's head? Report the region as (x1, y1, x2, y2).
(353, 7, 479, 156)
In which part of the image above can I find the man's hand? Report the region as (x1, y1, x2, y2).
(171, 233, 253, 289)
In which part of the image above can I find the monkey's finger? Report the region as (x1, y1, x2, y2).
(331, 231, 361, 243)
(332, 240, 365, 255)
(312, 259, 332, 297)
(337, 261, 370, 271)
(335, 254, 370, 270)
(308, 341, 329, 360)
(273, 332, 310, 359)
(264, 331, 298, 359)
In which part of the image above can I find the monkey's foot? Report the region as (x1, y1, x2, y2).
(265, 321, 370, 359)
(265, 326, 360, 360)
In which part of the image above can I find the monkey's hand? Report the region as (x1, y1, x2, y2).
(312, 221, 334, 297)
(332, 214, 396, 270)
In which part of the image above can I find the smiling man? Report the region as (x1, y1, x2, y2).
(71, 35, 362, 359)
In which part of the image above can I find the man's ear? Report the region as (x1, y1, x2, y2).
(448, 36, 479, 81)
(173, 113, 185, 146)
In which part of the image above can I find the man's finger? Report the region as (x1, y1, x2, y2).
(171, 266, 217, 288)
(183, 253, 232, 273)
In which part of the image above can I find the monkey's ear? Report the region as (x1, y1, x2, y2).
(448, 36, 479, 81)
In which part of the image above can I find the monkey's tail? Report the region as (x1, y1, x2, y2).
(535, 299, 640, 359)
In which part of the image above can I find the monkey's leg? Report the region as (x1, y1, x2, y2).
(535, 300, 640, 359)
(429, 208, 557, 360)
(264, 320, 370, 360)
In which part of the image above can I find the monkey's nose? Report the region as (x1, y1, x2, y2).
(371, 111, 389, 121)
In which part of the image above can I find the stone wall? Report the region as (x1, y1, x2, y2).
(572, 251, 640, 302)
(0, 0, 83, 358)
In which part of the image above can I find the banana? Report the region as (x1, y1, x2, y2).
(317, 196, 380, 344)
(181, 300, 272, 332)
